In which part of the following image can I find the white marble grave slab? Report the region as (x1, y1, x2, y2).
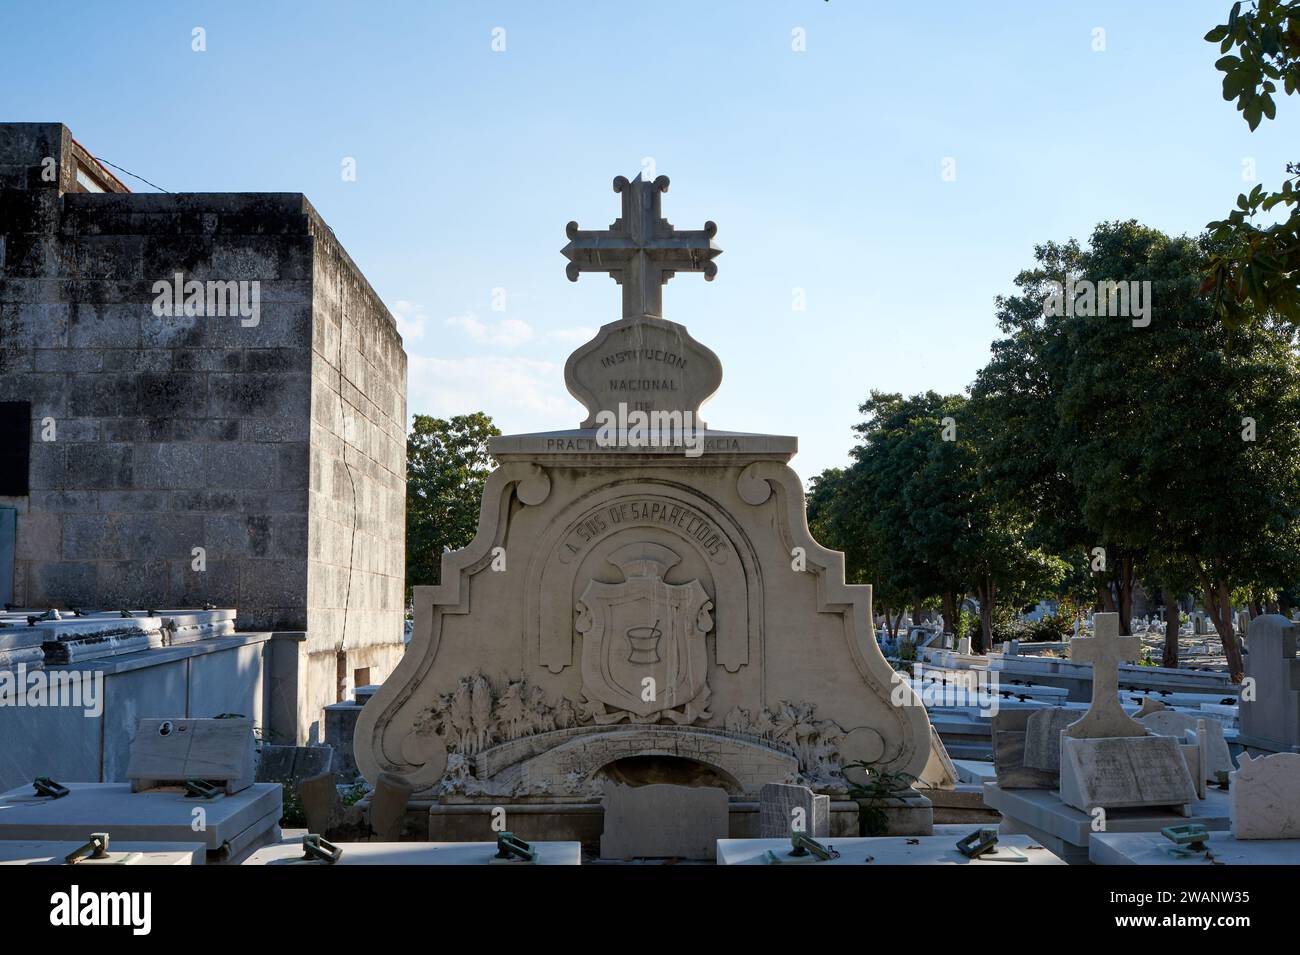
(0, 782, 281, 858)
(0, 840, 205, 865)
(716, 835, 1065, 866)
(1090, 831, 1300, 865)
(243, 840, 582, 865)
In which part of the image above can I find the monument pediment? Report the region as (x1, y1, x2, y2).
(354, 174, 933, 830)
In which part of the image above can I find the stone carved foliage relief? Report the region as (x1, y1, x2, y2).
(414, 672, 581, 756)
(723, 700, 846, 788)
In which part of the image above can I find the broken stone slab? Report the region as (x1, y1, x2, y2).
(1021, 707, 1079, 773)
(991, 709, 1058, 789)
(1230, 752, 1300, 839)
(758, 782, 829, 838)
(600, 782, 729, 860)
(1139, 710, 1234, 781)
(1058, 735, 1197, 813)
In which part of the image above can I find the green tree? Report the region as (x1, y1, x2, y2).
(1202, 1, 1300, 328)
(405, 412, 501, 595)
(838, 392, 1064, 652)
(808, 464, 913, 637)
(975, 219, 1300, 680)
(969, 239, 1126, 625)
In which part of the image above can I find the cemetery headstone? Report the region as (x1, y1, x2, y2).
(600, 783, 729, 860)
(1237, 614, 1300, 753)
(1058, 613, 1196, 813)
(127, 717, 255, 795)
(1229, 752, 1300, 839)
(758, 782, 829, 838)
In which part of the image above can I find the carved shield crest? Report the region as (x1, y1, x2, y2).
(576, 543, 713, 724)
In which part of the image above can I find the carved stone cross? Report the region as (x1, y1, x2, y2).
(561, 174, 721, 320)
(1064, 612, 1147, 739)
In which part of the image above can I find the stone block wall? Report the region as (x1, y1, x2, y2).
(305, 225, 407, 716)
(0, 123, 407, 744)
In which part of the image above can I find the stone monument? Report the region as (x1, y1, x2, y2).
(1057, 614, 1197, 813)
(354, 174, 933, 842)
(1237, 614, 1300, 754)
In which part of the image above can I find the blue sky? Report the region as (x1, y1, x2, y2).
(1, 1, 1290, 480)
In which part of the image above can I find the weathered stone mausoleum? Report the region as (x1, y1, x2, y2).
(356, 174, 934, 842)
(0, 123, 407, 747)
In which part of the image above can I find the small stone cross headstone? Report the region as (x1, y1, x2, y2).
(1065, 613, 1145, 739)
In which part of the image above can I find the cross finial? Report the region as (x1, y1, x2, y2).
(561, 174, 721, 320)
(1064, 612, 1148, 739)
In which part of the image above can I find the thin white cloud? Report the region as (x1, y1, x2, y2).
(406, 354, 582, 431)
(445, 311, 535, 347)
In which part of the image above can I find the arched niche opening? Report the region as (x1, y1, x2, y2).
(594, 754, 742, 795)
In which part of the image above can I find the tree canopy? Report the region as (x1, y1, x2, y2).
(405, 412, 501, 596)
(811, 219, 1300, 680)
(1203, 0, 1300, 329)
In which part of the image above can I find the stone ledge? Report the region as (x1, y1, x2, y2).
(983, 781, 1231, 850)
(489, 429, 797, 461)
(46, 631, 273, 676)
